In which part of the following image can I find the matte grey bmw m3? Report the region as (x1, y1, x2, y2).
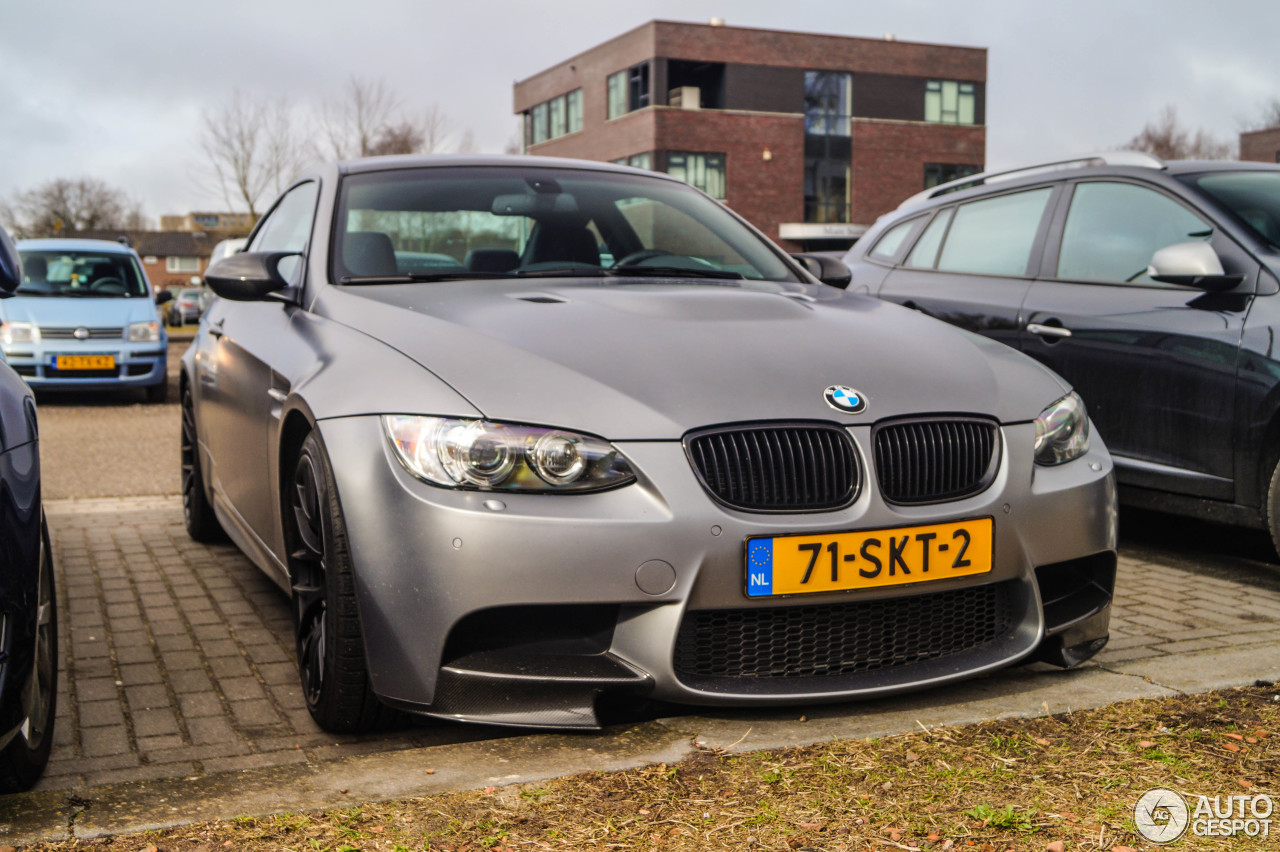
(185, 156, 1118, 732)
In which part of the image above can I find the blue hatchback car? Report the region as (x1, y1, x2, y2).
(3, 239, 168, 402)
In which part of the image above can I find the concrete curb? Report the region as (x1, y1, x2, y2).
(2, 641, 1275, 844)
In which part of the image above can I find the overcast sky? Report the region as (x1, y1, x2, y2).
(2, 0, 1276, 221)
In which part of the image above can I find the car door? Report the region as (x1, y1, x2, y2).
(198, 181, 319, 541)
(876, 185, 1060, 350)
(1019, 179, 1258, 500)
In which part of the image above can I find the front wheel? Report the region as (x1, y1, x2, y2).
(1266, 458, 1280, 559)
(287, 432, 396, 733)
(0, 516, 57, 793)
(181, 384, 224, 542)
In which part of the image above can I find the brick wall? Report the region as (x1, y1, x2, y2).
(653, 21, 986, 80)
(140, 256, 209, 293)
(850, 120, 985, 223)
(1241, 127, 1280, 163)
(657, 110, 805, 246)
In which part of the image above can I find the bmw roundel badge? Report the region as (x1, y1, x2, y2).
(824, 385, 867, 414)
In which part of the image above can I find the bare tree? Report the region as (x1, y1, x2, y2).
(315, 77, 467, 158)
(1124, 105, 1234, 160)
(199, 91, 303, 218)
(1243, 97, 1280, 131)
(2, 177, 146, 238)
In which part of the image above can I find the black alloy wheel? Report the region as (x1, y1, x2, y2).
(0, 517, 57, 792)
(286, 432, 395, 733)
(180, 384, 223, 542)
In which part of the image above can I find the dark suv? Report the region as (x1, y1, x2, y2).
(844, 153, 1280, 550)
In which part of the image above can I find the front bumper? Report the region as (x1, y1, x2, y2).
(2, 340, 167, 390)
(318, 416, 1118, 728)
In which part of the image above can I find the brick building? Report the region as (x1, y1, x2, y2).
(158, 211, 255, 234)
(513, 20, 987, 250)
(1241, 127, 1280, 163)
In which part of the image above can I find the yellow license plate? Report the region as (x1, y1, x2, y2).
(54, 355, 116, 370)
(745, 517, 993, 597)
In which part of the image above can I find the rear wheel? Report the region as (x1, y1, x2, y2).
(181, 383, 224, 542)
(0, 516, 57, 793)
(287, 432, 395, 733)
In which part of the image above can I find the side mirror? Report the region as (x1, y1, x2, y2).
(791, 252, 852, 289)
(205, 251, 299, 301)
(155, 290, 174, 306)
(0, 225, 21, 297)
(1148, 241, 1244, 292)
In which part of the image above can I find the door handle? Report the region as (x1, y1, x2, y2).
(1026, 322, 1072, 339)
(207, 319, 224, 339)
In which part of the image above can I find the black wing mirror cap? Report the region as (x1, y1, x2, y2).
(155, 290, 174, 306)
(0, 225, 21, 298)
(791, 252, 853, 289)
(205, 251, 298, 301)
(1148, 241, 1244, 292)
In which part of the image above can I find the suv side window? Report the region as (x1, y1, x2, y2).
(867, 218, 918, 262)
(249, 181, 320, 283)
(935, 188, 1052, 276)
(1057, 182, 1209, 284)
(905, 207, 954, 269)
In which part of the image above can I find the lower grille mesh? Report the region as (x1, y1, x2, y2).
(674, 582, 1013, 685)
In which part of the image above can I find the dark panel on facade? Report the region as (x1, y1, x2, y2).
(854, 74, 926, 121)
(723, 64, 805, 114)
(853, 75, 986, 125)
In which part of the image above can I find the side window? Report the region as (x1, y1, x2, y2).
(1057, 182, 1210, 284)
(867, 218, 917, 262)
(935, 188, 1052, 276)
(250, 182, 320, 282)
(905, 208, 954, 269)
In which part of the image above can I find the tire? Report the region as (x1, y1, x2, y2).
(1267, 458, 1280, 559)
(287, 431, 396, 733)
(146, 381, 169, 404)
(181, 384, 224, 542)
(0, 516, 57, 793)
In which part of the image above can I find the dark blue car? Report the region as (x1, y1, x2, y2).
(0, 225, 56, 792)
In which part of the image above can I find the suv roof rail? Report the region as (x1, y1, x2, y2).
(897, 151, 1167, 210)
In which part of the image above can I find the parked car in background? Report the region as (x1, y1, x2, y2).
(208, 237, 247, 268)
(4, 238, 169, 402)
(185, 155, 1117, 733)
(167, 286, 212, 326)
(0, 225, 56, 792)
(844, 153, 1280, 551)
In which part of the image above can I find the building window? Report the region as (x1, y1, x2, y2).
(566, 89, 582, 133)
(925, 81, 976, 125)
(607, 63, 650, 119)
(612, 153, 653, 170)
(530, 102, 549, 144)
(549, 97, 566, 139)
(166, 256, 200, 273)
(527, 89, 583, 145)
(666, 152, 725, 199)
(804, 71, 852, 137)
(193, 214, 219, 228)
(924, 163, 981, 189)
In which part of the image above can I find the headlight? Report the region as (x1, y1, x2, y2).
(0, 321, 39, 345)
(1034, 391, 1089, 465)
(128, 321, 161, 343)
(383, 416, 635, 492)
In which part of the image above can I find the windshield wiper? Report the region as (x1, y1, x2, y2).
(602, 266, 744, 280)
(339, 271, 515, 285)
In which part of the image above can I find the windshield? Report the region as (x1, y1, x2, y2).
(1185, 171, 1280, 248)
(16, 249, 149, 298)
(332, 166, 799, 283)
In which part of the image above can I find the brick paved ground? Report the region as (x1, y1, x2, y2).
(41, 498, 492, 793)
(36, 497, 1280, 793)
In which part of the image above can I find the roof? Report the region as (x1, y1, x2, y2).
(61, 229, 226, 257)
(16, 237, 139, 255)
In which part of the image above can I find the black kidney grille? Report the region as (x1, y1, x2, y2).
(874, 418, 999, 504)
(674, 582, 1013, 686)
(686, 424, 858, 512)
